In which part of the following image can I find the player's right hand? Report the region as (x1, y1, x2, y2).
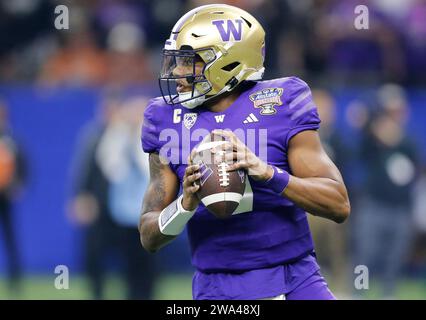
(182, 155, 201, 211)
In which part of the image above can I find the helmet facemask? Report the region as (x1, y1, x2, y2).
(159, 48, 216, 109)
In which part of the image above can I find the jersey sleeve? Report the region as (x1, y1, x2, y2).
(284, 77, 321, 146)
(141, 99, 161, 154)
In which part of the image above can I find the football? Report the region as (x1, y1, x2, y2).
(192, 133, 246, 219)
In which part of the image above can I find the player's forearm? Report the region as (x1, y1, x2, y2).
(139, 211, 176, 253)
(139, 153, 181, 252)
(282, 176, 350, 223)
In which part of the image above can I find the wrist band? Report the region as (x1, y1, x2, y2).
(158, 194, 196, 236)
(265, 165, 290, 194)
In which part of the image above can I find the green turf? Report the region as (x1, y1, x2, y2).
(154, 274, 193, 300)
(0, 273, 193, 300)
(351, 279, 426, 300)
(0, 274, 425, 300)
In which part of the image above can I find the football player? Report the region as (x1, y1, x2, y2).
(139, 4, 350, 300)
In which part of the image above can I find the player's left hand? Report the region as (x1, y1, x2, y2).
(211, 129, 273, 181)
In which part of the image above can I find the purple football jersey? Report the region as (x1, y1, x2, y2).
(142, 76, 321, 272)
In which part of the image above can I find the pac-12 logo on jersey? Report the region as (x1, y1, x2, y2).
(249, 88, 284, 115)
(183, 113, 197, 129)
(212, 19, 243, 42)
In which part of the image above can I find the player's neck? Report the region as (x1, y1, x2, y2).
(203, 90, 241, 113)
(202, 81, 253, 113)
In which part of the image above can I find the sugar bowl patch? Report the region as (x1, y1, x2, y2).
(249, 88, 283, 115)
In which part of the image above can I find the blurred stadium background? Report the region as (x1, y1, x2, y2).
(0, 0, 425, 300)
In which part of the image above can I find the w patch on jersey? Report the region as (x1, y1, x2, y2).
(249, 88, 283, 115)
(214, 114, 225, 123)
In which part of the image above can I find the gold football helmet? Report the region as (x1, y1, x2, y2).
(159, 4, 265, 109)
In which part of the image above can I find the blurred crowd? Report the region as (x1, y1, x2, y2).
(0, 101, 27, 294)
(0, 0, 425, 300)
(309, 84, 425, 299)
(1, 0, 426, 86)
(68, 95, 155, 299)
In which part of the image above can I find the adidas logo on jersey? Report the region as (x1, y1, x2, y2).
(243, 113, 259, 124)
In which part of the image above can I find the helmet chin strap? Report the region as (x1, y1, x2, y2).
(178, 90, 206, 109)
(179, 84, 231, 109)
